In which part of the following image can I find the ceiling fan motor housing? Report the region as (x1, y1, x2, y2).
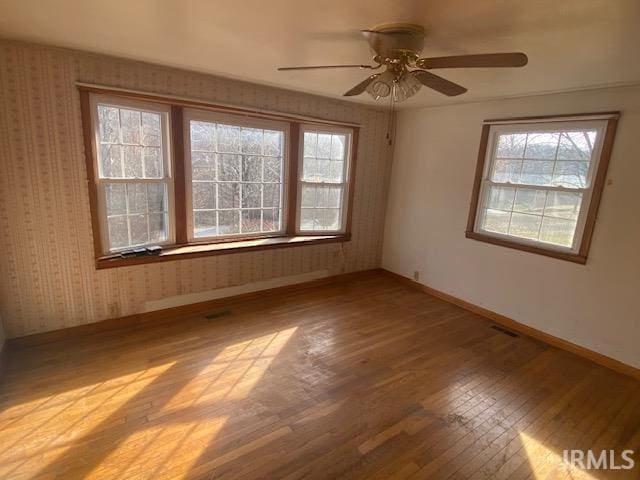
(364, 23, 425, 62)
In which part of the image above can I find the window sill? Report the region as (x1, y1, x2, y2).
(465, 231, 587, 264)
(96, 234, 350, 269)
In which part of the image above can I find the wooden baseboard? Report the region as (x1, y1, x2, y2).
(8, 269, 385, 348)
(382, 269, 640, 381)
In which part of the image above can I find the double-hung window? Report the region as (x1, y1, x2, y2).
(81, 86, 357, 267)
(466, 113, 618, 263)
(299, 127, 352, 233)
(92, 96, 174, 251)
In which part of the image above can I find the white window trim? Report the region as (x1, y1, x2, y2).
(473, 119, 608, 254)
(90, 94, 176, 254)
(297, 124, 353, 235)
(182, 109, 290, 242)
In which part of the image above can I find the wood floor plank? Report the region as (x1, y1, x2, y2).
(0, 273, 638, 479)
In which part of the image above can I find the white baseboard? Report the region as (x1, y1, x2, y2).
(143, 269, 330, 312)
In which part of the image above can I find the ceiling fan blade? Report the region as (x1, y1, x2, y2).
(411, 70, 467, 96)
(278, 64, 377, 71)
(343, 74, 380, 97)
(417, 53, 528, 69)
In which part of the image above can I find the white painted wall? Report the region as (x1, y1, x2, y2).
(383, 85, 640, 369)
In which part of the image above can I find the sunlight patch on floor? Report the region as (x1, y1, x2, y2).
(83, 327, 298, 478)
(519, 432, 600, 480)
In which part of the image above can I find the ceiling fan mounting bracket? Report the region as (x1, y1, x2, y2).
(363, 23, 426, 63)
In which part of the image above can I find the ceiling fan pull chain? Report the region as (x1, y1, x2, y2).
(387, 87, 395, 146)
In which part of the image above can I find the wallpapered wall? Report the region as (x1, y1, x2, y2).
(0, 40, 393, 338)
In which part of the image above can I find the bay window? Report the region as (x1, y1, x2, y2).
(79, 85, 357, 268)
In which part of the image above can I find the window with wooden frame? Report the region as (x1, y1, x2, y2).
(299, 126, 352, 234)
(79, 84, 358, 268)
(466, 112, 619, 264)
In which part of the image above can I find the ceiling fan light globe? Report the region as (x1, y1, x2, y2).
(366, 70, 395, 100)
(393, 73, 422, 102)
(367, 80, 391, 100)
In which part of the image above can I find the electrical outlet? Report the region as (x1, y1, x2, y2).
(413, 270, 420, 281)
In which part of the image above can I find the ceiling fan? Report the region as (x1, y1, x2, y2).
(278, 23, 528, 103)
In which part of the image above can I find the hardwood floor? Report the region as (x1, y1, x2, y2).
(0, 272, 638, 479)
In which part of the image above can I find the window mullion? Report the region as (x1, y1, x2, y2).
(171, 105, 187, 245)
(287, 122, 301, 235)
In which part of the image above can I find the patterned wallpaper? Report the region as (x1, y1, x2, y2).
(0, 40, 393, 338)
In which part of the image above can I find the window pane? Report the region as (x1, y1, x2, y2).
(141, 112, 161, 147)
(242, 128, 263, 154)
(123, 145, 143, 178)
(263, 157, 281, 183)
(96, 104, 166, 179)
(496, 133, 527, 158)
(188, 119, 285, 238)
(331, 135, 345, 160)
(147, 184, 165, 213)
(193, 182, 216, 210)
(218, 183, 240, 209)
(481, 209, 510, 234)
(242, 156, 262, 182)
(509, 213, 542, 240)
(241, 184, 261, 208)
(544, 191, 582, 220)
(218, 210, 239, 234)
(241, 210, 261, 233)
(520, 160, 553, 186)
(486, 186, 515, 211)
(108, 216, 128, 249)
(120, 109, 141, 144)
(524, 133, 559, 159)
(98, 106, 120, 144)
(100, 144, 122, 178)
(104, 182, 169, 251)
(191, 121, 215, 150)
(218, 154, 240, 181)
(105, 184, 126, 216)
(264, 130, 282, 157)
(491, 159, 522, 183)
(317, 134, 332, 158)
(539, 217, 577, 247)
(217, 125, 241, 153)
(553, 161, 589, 188)
(262, 209, 281, 231)
(149, 213, 167, 242)
(263, 184, 281, 208)
(303, 132, 317, 157)
(143, 147, 162, 178)
(194, 211, 216, 238)
(557, 131, 595, 160)
(129, 214, 149, 245)
(513, 188, 546, 215)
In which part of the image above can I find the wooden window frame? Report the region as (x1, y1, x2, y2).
(297, 124, 354, 235)
(78, 84, 359, 269)
(183, 109, 291, 243)
(465, 112, 619, 264)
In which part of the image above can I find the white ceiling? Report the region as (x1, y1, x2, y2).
(1, 0, 639, 108)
